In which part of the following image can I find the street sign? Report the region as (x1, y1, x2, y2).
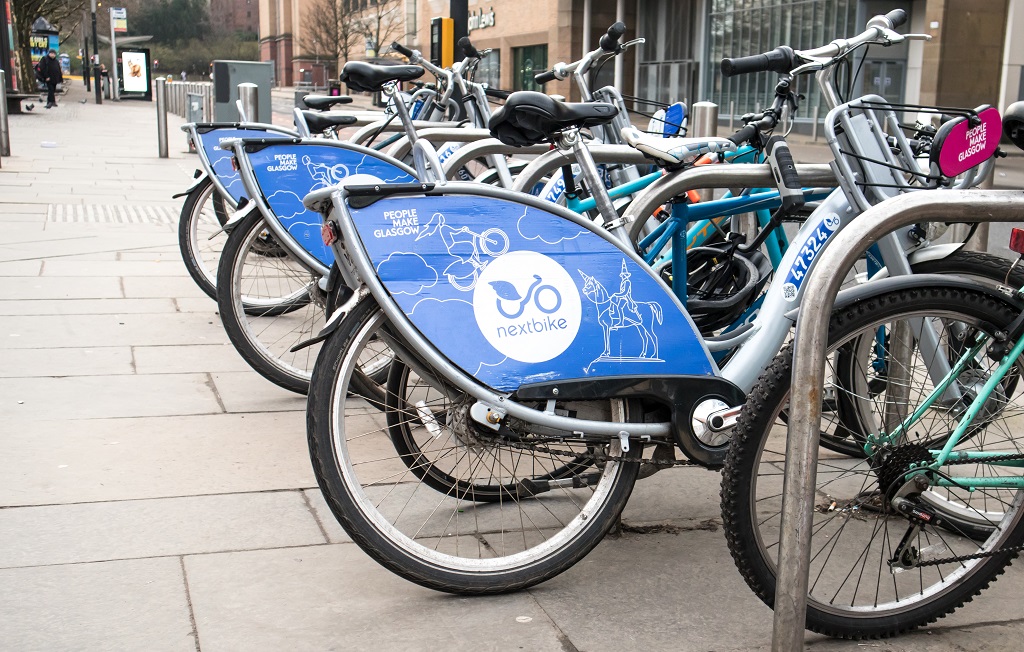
(111, 7, 127, 33)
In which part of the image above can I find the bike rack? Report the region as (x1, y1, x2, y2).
(510, 145, 656, 194)
(385, 127, 495, 160)
(619, 164, 837, 239)
(347, 120, 465, 147)
(443, 139, 550, 180)
(775, 188, 1024, 651)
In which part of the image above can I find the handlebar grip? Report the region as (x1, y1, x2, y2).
(391, 41, 414, 58)
(721, 46, 796, 77)
(728, 123, 760, 146)
(599, 21, 626, 52)
(765, 136, 804, 212)
(534, 70, 559, 85)
(885, 9, 908, 28)
(458, 37, 480, 59)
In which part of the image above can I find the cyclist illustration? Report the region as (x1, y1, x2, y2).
(415, 212, 510, 290)
(303, 155, 350, 189)
(489, 275, 562, 318)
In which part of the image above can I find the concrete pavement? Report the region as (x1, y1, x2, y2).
(2, 81, 1024, 651)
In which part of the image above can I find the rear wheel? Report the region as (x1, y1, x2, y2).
(721, 287, 1024, 639)
(308, 298, 642, 593)
(177, 177, 232, 300)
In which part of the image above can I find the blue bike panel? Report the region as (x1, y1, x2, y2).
(349, 194, 715, 392)
(246, 143, 415, 266)
(197, 128, 290, 204)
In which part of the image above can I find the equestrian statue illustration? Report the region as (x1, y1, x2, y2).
(579, 261, 663, 365)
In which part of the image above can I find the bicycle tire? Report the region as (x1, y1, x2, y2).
(721, 286, 1024, 639)
(177, 177, 230, 301)
(822, 250, 1024, 457)
(307, 297, 642, 594)
(217, 209, 325, 394)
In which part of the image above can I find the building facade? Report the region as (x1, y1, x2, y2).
(210, 0, 260, 36)
(257, 0, 1023, 125)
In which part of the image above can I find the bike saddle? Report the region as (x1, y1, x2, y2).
(620, 125, 736, 166)
(488, 91, 618, 146)
(1004, 101, 1024, 150)
(301, 110, 358, 134)
(301, 94, 353, 110)
(340, 62, 424, 93)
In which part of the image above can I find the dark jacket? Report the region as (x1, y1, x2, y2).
(40, 56, 63, 85)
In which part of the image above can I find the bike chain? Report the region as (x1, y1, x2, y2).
(499, 438, 701, 467)
(905, 451, 1024, 567)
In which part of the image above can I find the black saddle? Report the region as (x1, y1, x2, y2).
(302, 94, 353, 110)
(488, 91, 618, 146)
(340, 62, 424, 93)
(301, 110, 358, 134)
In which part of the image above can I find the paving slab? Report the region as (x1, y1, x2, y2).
(0, 557, 196, 652)
(184, 543, 568, 652)
(0, 276, 124, 300)
(2, 373, 222, 420)
(0, 490, 326, 568)
(211, 371, 308, 413)
(0, 312, 226, 349)
(133, 344, 254, 374)
(0, 297, 176, 315)
(41, 260, 189, 277)
(302, 489, 351, 544)
(0, 260, 43, 275)
(1, 412, 313, 505)
(2, 346, 134, 377)
(123, 275, 209, 299)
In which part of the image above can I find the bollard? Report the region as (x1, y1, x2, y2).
(691, 101, 719, 204)
(775, 189, 1024, 651)
(156, 77, 168, 158)
(728, 100, 735, 132)
(949, 165, 994, 251)
(0, 70, 11, 158)
(811, 105, 820, 141)
(238, 82, 258, 122)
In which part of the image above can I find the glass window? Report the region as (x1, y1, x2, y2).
(512, 45, 547, 92)
(637, 0, 700, 106)
(476, 50, 501, 90)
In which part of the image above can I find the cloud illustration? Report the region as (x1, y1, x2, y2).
(517, 207, 588, 245)
(405, 297, 506, 374)
(377, 252, 438, 295)
(265, 189, 308, 221)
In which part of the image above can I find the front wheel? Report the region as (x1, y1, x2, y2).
(177, 177, 232, 300)
(721, 287, 1024, 639)
(308, 298, 642, 593)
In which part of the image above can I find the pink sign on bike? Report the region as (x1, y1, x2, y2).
(933, 105, 1001, 178)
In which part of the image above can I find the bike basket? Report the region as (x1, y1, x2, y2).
(824, 95, 1001, 213)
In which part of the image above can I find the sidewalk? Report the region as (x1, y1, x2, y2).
(2, 82, 1024, 652)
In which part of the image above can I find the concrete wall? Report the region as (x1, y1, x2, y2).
(919, 0, 1009, 107)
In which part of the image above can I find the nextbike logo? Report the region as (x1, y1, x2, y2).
(473, 251, 582, 363)
(267, 153, 297, 172)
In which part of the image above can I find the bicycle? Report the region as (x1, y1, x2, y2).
(301, 9, 1021, 598)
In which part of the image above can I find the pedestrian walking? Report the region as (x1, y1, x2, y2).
(40, 49, 63, 108)
(180, 70, 187, 82)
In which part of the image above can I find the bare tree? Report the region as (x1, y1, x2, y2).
(10, 0, 87, 91)
(357, 0, 405, 59)
(298, 0, 360, 69)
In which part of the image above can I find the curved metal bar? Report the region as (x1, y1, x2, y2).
(348, 120, 465, 146)
(385, 127, 494, 161)
(510, 145, 652, 194)
(775, 189, 1024, 652)
(442, 140, 549, 180)
(622, 164, 837, 241)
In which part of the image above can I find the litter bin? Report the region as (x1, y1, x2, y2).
(328, 80, 341, 96)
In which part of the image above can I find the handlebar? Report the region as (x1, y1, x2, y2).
(720, 12, 928, 78)
(534, 69, 559, 85)
(391, 41, 414, 58)
(721, 46, 796, 78)
(458, 36, 480, 59)
(599, 22, 626, 52)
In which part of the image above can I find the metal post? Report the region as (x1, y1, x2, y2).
(0, 70, 11, 158)
(237, 82, 258, 122)
(108, 8, 120, 101)
(613, 0, 625, 91)
(691, 101, 719, 204)
(156, 77, 168, 158)
(728, 100, 735, 132)
(949, 165, 994, 252)
(82, 18, 91, 91)
(775, 189, 1024, 652)
(811, 105, 820, 141)
(91, 0, 102, 104)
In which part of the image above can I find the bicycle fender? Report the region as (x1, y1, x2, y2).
(862, 243, 966, 279)
(784, 273, 1024, 323)
(172, 170, 209, 199)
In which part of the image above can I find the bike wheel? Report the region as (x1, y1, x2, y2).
(177, 177, 232, 300)
(721, 287, 1024, 639)
(308, 298, 642, 593)
(217, 210, 325, 394)
(822, 250, 1024, 457)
